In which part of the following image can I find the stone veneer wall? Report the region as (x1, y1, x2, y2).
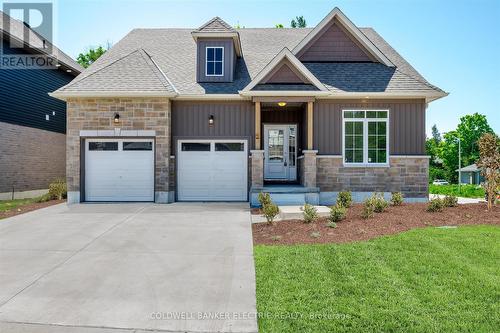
(316, 156, 429, 199)
(0, 122, 65, 196)
(66, 97, 171, 203)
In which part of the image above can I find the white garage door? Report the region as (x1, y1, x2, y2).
(85, 139, 154, 201)
(177, 140, 248, 201)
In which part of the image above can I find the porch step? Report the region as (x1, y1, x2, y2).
(250, 185, 320, 207)
(279, 205, 330, 220)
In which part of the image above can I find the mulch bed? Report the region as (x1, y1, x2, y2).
(0, 200, 65, 220)
(252, 203, 500, 245)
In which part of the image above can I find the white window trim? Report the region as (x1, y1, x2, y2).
(205, 46, 224, 77)
(342, 109, 390, 167)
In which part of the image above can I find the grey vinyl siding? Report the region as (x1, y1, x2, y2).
(196, 39, 235, 82)
(171, 101, 254, 154)
(314, 99, 426, 155)
(0, 40, 76, 133)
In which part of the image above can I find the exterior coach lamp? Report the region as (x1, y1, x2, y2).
(114, 113, 120, 123)
(278, 102, 287, 107)
(209, 115, 214, 126)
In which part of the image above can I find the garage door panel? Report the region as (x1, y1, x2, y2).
(85, 140, 154, 202)
(178, 141, 247, 201)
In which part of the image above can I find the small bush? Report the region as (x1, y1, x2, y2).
(361, 199, 375, 219)
(329, 204, 346, 223)
(35, 193, 51, 203)
(370, 193, 389, 213)
(427, 197, 444, 212)
(337, 191, 352, 208)
(326, 221, 337, 228)
(48, 179, 67, 200)
(391, 192, 404, 206)
(257, 192, 272, 207)
(302, 203, 318, 223)
(443, 195, 458, 207)
(262, 202, 280, 224)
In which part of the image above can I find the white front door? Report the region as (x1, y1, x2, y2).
(177, 140, 248, 201)
(85, 139, 155, 202)
(264, 125, 297, 181)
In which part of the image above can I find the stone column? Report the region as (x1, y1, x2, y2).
(303, 150, 318, 188)
(250, 150, 264, 188)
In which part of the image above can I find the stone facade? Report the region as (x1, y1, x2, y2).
(0, 122, 66, 196)
(66, 97, 171, 203)
(302, 150, 318, 188)
(316, 156, 429, 199)
(250, 150, 264, 188)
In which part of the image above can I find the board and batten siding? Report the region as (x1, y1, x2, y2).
(0, 40, 76, 134)
(171, 101, 254, 153)
(196, 39, 235, 83)
(313, 99, 426, 155)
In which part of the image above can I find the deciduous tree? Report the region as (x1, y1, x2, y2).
(477, 133, 500, 210)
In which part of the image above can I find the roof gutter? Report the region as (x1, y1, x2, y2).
(48, 91, 178, 101)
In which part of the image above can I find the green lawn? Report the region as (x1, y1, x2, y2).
(429, 184, 485, 198)
(254, 226, 500, 333)
(0, 198, 36, 212)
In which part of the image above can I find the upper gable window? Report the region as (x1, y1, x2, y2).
(206, 46, 224, 76)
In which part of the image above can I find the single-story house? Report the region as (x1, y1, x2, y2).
(0, 11, 82, 200)
(457, 164, 484, 185)
(50, 7, 447, 206)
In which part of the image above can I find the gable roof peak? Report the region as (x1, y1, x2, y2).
(195, 16, 235, 33)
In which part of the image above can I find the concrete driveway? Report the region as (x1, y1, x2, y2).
(0, 203, 257, 333)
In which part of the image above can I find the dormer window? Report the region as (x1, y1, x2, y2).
(206, 47, 224, 76)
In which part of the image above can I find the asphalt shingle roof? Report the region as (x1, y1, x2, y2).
(60, 49, 175, 93)
(56, 26, 445, 96)
(196, 17, 236, 33)
(0, 11, 83, 73)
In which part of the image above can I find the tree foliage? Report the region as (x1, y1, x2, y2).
(291, 16, 306, 28)
(77, 45, 108, 68)
(477, 133, 500, 210)
(439, 113, 494, 183)
(275, 23, 284, 28)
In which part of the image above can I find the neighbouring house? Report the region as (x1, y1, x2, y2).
(50, 7, 447, 206)
(457, 164, 483, 185)
(0, 11, 82, 200)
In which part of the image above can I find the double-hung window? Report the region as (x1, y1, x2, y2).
(343, 110, 389, 165)
(205, 46, 224, 76)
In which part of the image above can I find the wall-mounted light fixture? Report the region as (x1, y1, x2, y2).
(114, 113, 120, 123)
(278, 102, 287, 107)
(209, 115, 214, 126)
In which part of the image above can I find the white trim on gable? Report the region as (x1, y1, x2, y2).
(292, 7, 394, 67)
(241, 47, 328, 93)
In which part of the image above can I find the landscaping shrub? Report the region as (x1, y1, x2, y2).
(302, 204, 318, 223)
(371, 193, 389, 213)
(257, 192, 272, 207)
(336, 191, 352, 208)
(443, 195, 458, 207)
(361, 199, 375, 219)
(329, 204, 346, 223)
(48, 179, 67, 200)
(326, 221, 337, 228)
(262, 202, 280, 224)
(391, 192, 404, 206)
(427, 197, 444, 212)
(35, 193, 51, 203)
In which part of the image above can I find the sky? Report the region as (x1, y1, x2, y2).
(18, 0, 500, 136)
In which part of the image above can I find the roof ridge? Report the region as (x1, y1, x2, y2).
(195, 16, 235, 32)
(140, 49, 178, 94)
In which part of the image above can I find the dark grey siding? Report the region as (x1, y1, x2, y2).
(314, 99, 426, 155)
(196, 39, 235, 82)
(171, 100, 254, 153)
(0, 40, 76, 134)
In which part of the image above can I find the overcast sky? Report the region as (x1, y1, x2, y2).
(22, 0, 500, 135)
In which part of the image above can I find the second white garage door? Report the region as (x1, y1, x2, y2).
(177, 140, 248, 201)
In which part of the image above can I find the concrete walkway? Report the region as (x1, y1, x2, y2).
(0, 203, 257, 333)
(429, 194, 486, 204)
